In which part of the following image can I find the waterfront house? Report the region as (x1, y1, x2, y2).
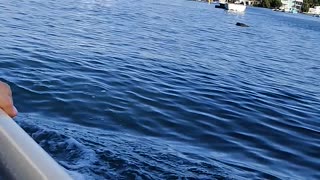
(280, 0, 303, 12)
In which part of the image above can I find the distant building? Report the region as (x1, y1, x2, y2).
(280, 0, 303, 12)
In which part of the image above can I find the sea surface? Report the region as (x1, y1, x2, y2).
(0, 0, 320, 179)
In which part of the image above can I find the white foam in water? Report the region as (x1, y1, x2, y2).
(16, 114, 98, 180)
(67, 170, 86, 180)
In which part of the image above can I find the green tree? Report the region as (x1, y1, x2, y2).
(301, 3, 310, 12)
(262, 0, 271, 8)
(302, 0, 320, 12)
(270, 0, 282, 8)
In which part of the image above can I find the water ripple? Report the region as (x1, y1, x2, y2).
(0, 0, 320, 179)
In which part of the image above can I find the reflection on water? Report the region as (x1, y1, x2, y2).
(79, 0, 116, 8)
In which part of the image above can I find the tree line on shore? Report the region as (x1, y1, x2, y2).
(255, 0, 320, 12)
(201, 0, 320, 12)
(254, 0, 282, 9)
(301, 0, 320, 12)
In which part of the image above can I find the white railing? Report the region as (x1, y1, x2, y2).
(0, 109, 72, 180)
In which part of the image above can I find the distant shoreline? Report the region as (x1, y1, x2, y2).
(191, 0, 320, 17)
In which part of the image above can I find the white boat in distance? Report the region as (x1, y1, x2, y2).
(225, 3, 246, 12)
(217, 0, 246, 12)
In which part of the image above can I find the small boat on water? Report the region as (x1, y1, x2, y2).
(215, 0, 246, 12)
(225, 2, 246, 12)
(0, 109, 72, 180)
(289, 8, 298, 14)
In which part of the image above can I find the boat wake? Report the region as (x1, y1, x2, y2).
(16, 113, 238, 180)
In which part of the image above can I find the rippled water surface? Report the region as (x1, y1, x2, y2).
(1, 0, 320, 179)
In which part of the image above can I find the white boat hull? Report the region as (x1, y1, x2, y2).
(0, 109, 72, 180)
(226, 3, 246, 12)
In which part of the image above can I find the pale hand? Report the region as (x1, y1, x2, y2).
(0, 81, 18, 118)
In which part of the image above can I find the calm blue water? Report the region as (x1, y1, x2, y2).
(0, 0, 320, 179)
